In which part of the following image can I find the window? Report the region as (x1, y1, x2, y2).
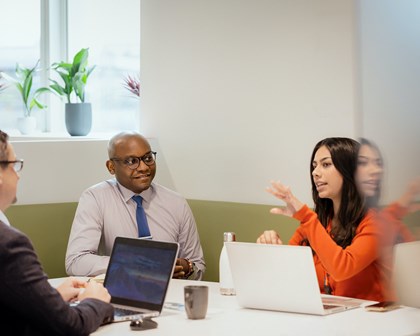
(0, 0, 140, 135)
(0, 0, 41, 130)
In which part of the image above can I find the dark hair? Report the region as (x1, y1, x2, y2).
(0, 130, 9, 163)
(310, 137, 367, 248)
(358, 137, 383, 209)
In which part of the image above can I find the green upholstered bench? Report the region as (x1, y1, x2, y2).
(4, 201, 299, 281)
(5, 203, 78, 278)
(188, 200, 299, 282)
(5, 201, 420, 282)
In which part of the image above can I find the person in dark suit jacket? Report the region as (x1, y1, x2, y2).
(0, 129, 114, 335)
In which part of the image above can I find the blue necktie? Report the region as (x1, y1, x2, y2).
(132, 195, 151, 237)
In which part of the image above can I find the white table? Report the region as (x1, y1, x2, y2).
(50, 278, 420, 335)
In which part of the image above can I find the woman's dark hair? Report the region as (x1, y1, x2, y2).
(0, 130, 9, 163)
(358, 137, 383, 209)
(310, 137, 367, 248)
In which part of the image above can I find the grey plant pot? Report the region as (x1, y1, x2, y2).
(65, 103, 92, 136)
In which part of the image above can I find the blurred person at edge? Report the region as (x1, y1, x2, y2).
(356, 138, 420, 300)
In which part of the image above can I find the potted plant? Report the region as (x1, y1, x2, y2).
(49, 48, 95, 136)
(0, 61, 49, 134)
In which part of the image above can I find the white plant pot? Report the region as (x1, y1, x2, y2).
(17, 116, 36, 135)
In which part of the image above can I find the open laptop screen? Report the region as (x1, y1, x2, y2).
(104, 237, 179, 311)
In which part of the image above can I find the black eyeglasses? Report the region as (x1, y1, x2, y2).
(111, 151, 157, 170)
(0, 159, 24, 173)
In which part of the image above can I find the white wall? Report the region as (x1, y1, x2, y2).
(141, 0, 357, 205)
(11, 137, 175, 205)
(12, 0, 420, 206)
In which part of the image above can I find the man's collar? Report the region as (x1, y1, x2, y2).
(0, 210, 11, 226)
(116, 180, 154, 203)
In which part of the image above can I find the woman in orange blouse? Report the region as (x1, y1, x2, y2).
(257, 137, 386, 301)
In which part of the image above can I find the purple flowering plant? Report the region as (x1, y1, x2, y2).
(123, 74, 140, 98)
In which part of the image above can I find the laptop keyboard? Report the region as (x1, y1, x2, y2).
(323, 304, 340, 310)
(114, 307, 141, 317)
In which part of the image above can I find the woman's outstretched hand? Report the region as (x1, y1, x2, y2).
(398, 177, 420, 213)
(266, 180, 304, 217)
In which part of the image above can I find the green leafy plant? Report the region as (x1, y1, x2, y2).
(0, 61, 49, 117)
(123, 74, 140, 98)
(49, 48, 95, 103)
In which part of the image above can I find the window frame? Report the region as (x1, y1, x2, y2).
(5, 0, 140, 138)
(41, 0, 68, 133)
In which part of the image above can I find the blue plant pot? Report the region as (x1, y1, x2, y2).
(65, 103, 92, 136)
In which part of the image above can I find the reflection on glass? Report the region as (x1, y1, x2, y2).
(357, 138, 420, 302)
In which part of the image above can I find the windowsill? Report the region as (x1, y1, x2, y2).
(9, 131, 115, 142)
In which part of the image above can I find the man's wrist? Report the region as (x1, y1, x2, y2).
(184, 259, 194, 278)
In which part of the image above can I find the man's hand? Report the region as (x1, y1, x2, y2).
(78, 281, 111, 303)
(56, 277, 87, 302)
(172, 258, 189, 279)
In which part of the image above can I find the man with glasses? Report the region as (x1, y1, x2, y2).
(0, 130, 114, 334)
(66, 131, 205, 280)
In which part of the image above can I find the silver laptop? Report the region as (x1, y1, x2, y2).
(225, 242, 362, 315)
(103, 237, 179, 322)
(393, 240, 420, 308)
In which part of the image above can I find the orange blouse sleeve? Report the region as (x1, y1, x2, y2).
(288, 225, 306, 246)
(292, 205, 379, 281)
(381, 202, 407, 220)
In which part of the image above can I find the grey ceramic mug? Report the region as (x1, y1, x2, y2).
(184, 285, 209, 319)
